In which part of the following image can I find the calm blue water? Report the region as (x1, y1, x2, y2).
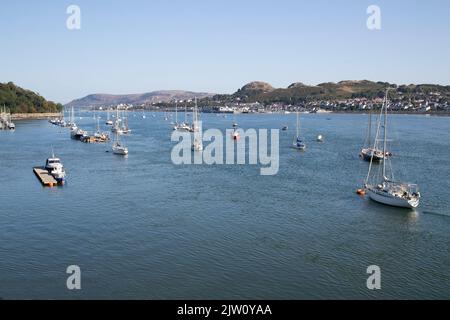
(0, 113, 449, 299)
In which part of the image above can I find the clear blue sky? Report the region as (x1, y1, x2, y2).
(1, 0, 449, 103)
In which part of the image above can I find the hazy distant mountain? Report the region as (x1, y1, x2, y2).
(65, 90, 215, 107)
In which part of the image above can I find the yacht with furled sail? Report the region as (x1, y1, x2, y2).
(360, 111, 391, 162)
(121, 109, 131, 134)
(112, 131, 128, 155)
(67, 107, 76, 128)
(111, 107, 124, 134)
(105, 109, 113, 125)
(360, 89, 420, 209)
(292, 111, 306, 150)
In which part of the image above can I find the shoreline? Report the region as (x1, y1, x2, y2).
(10, 111, 450, 121)
(12, 113, 60, 121)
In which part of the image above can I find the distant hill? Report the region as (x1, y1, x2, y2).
(66, 90, 215, 107)
(209, 80, 450, 104)
(0, 82, 63, 113)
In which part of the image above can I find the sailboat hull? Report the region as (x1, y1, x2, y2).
(112, 147, 128, 155)
(291, 145, 306, 151)
(367, 188, 419, 209)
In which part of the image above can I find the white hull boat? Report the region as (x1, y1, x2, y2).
(112, 143, 129, 155)
(367, 185, 420, 209)
(361, 89, 420, 209)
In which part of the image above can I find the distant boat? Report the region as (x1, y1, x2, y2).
(70, 127, 87, 140)
(121, 109, 131, 134)
(362, 89, 420, 209)
(360, 111, 390, 162)
(292, 112, 306, 150)
(111, 107, 124, 134)
(317, 135, 324, 142)
(67, 107, 76, 128)
(282, 126, 288, 131)
(173, 102, 181, 131)
(112, 131, 128, 155)
(106, 110, 113, 125)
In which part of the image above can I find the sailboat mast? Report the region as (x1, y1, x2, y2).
(175, 101, 178, 123)
(296, 111, 300, 138)
(382, 90, 388, 181)
(368, 111, 372, 146)
(194, 97, 198, 124)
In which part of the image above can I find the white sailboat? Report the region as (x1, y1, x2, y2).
(360, 111, 390, 162)
(67, 107, 76, 128)
(121, 109, 131, 134)
(173, 101, 179, 131)
(111, 107, 124, 134)
(106, 109, 113, 125)
(362, 89, 420, 209)
(112, 131, 128, 155)
(292, 111, 306, 150)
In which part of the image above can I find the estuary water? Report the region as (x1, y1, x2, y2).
(0, 112, 449, 299)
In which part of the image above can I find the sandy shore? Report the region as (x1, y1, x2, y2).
(12, 113, 60, 120)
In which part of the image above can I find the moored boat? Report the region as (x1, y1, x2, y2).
(361, 89, 420, 209)
(44, 153, 66, 184)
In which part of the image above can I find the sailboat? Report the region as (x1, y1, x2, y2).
(111, 107, 124, 134)
(6, 108, 15, 130)
(292, 111, 306, 150)
(121, 109, 131, 134)
(69, 107, 87, 140)
(191, 98, 203, 151)
(106, 109, 113, 125)
(67, 107, 76, 128)
(112, 131, 128, 155)
(173, 101, 179, 131)
(360, 111, 390, 162)
(362, 89, 420, 209)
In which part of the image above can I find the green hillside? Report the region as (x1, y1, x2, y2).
(207, 80, 450, 104)
(0, 82, 63, 113)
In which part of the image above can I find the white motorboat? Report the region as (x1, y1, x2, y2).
(45, 153, 66, 184)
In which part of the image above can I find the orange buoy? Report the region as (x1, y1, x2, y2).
(356, 188, 366, 196)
